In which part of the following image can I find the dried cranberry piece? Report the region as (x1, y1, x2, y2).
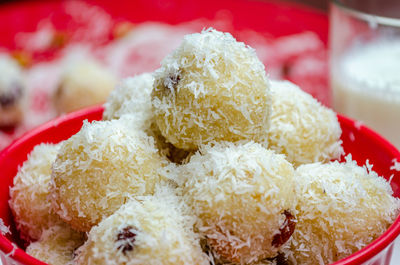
(163, 71, 181, 92)
(169, 74, 180, 88)
(116, 226, 137, 255)
(271, 210, 296, 248)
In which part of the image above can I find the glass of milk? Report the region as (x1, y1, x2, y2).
(330, 0, 400, 148)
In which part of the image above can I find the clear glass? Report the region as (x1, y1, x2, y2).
(330, 0, 400, 149)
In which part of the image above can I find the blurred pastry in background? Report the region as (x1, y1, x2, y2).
(54, 60, 117, 114)
(0, 54, 26, 127)
(112, 21, 135, 39)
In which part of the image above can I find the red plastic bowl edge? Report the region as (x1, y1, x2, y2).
(0, 108, 399, 265)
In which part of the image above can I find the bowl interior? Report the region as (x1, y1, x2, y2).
(0, 106, 400, 265)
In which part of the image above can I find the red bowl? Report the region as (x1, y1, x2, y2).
(0, 106, 399, 265)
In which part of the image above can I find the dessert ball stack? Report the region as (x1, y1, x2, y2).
(9, 29, 399, 265)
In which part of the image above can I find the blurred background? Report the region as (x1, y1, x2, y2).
(0, 0, 329, 9)
(0, 0, 332, 149)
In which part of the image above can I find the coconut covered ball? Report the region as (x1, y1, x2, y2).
(102, 73, 191, 164)
(26, 224, 85, 265)
(9, 143, 64, 241)
(103, 73, 153, 128)
(74, 186, 210, 265)
(181, 142, 297, 264)
(54, 60, 117, 114)
(289, 157, 400, 265)
(0, 54, 26, 127)
(268, 80, 343, 167)
(152, 29, 271, 151)
(51, 117, 165, 232)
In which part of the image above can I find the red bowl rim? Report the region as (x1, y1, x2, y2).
(331, 114, 400, 265)
(0, 107, 399, 265)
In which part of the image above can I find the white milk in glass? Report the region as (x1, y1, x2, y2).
(331, 39, 400, 148)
